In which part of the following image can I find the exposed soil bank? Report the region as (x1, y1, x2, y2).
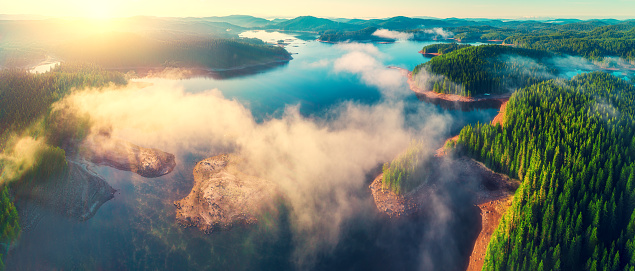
(467, 196, 513, 271)
(370, 156, 518, 218)
(392, 67, 510, 110)
(174, 154, 279, 233)
(491, 101, 508, 126)
(370, 87, 516, 270)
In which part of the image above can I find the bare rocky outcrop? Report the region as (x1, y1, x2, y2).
(174, 154, 278, 233)
(80, 134, 176, 178)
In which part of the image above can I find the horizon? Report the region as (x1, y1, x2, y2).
(2, 0, 635, 20)
(0, 13, 634, 21)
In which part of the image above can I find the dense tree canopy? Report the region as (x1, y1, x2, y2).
(413, 45, 555, 96)
(0, 63, 126, 141)
(454, 72, 635, 271)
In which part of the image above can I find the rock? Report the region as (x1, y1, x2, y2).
(80, 134, 176, 178)
(174, 154, 278, 233)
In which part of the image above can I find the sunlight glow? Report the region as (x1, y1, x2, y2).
(85, 0, 114, 19)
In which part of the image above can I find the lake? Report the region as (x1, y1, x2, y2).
(7, 31, 501, 270)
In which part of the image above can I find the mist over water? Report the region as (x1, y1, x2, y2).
(7, 32, 499, 270)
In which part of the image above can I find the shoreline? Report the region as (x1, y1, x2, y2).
(371, 84, 514, 270)
(418, 50, 441, 56)
(437, 100, 512, 271)
(109, 57, 293, 79)
(404, 67, 511, 104)
(23, 56, 292, 78)
(390, 66, 511, 110)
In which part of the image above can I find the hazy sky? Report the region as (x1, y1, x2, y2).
(2, 0, 634, 19)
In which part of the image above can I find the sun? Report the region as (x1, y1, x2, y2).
(85, 0, 114, 19)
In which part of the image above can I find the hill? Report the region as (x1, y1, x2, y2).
(268, 16, 362, 32)
(454, 72, 635, 271)
(55, 32, 292, 70)
(198, 15, 272, 28)
(412, 45, 555, 96)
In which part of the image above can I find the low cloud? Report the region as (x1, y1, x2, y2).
(335, 42, 383, 56)
(333, 43, 407, 99)
(0, 136, 46, 183)
(51, 67, 451, 267)
(424, 28, 454, 39)
(372, 29, 414, 40)
(412, 66, 466, 95)
(551, 55, 635, 72)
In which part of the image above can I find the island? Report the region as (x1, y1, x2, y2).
(174, 154, 279, 233)
(80, 134, 176, 178)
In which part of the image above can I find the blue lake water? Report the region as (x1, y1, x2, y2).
(7, 31, 501, 270)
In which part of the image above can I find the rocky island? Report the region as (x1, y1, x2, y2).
(175, 154, 279, 233)
(80, 134, 176, 178)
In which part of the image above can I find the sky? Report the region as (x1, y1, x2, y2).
(1, 0, 634, 19)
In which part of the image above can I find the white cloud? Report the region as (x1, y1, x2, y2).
(372, 29, 414, 40)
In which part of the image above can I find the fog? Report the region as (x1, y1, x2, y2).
(42, 43, 472, 268)
(0, 136, 46, 184)
(334, 43, 409, 99)
(424, 27, 454, 39)
(412, 52, 635, 97)
(551, 55, 635, 72)
(372, 29, 414, 41)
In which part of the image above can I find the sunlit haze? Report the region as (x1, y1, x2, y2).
(2, 0, 635, 19)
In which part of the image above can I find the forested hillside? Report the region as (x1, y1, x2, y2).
(0, 63, 126, 140)
(0, 64, 129, 268)
(503, 22, 635, 60)
(268, 16, 361, 31)
(56, 33, 292, 69)
(454, 72, 635, 270)
(443, 21, 635, 60)
(319, 27, 393, 42)
(412, 45, 555, 96)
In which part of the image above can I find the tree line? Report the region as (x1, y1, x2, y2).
(412, 45, 555, 96)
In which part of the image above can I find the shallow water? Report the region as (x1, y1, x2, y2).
(7, 31, 499, 270)
(29, 60, 60, 74)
